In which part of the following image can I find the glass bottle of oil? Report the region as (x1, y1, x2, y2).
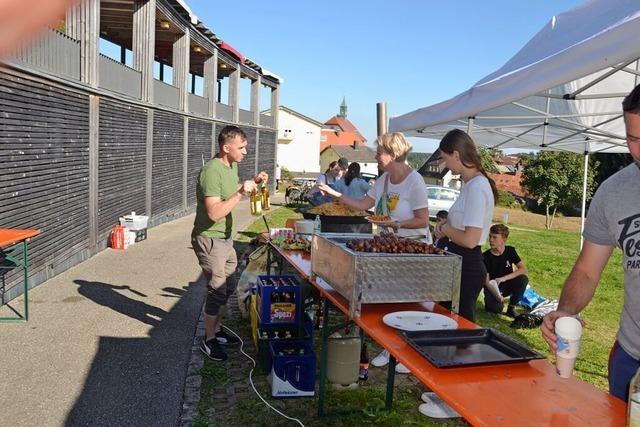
(250, 189, 262, 216)
(261, 183, 270, 211)
(628, 367, 640, 427)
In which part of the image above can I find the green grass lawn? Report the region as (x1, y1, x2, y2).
(200, 206, 623, 426)
(476, 226, 624, 391)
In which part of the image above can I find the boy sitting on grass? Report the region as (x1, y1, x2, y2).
(483, 224, 528, 318)
(433, 210, 450, 250)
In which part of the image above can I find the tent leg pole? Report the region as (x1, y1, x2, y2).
(580, 153, 589, 249)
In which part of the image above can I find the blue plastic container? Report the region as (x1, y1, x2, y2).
(256, 275, 301, 325)
(257, 314, 313, 374)
(268, 340, 316, 397)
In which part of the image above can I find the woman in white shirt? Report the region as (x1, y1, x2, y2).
(320, 132, 431, 373)
(319, 132, 431, 241)
(333, 162, 371, 200)
(434, 129, 498, 322)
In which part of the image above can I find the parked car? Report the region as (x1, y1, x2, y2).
(425, 185, 460, 217)
(360, 172, 377, 184)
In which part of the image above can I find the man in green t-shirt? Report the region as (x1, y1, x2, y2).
(192, 125, 268, 361)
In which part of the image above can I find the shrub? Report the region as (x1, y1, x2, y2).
(280, 167, 294, 181)
(497, 190, 525, 209)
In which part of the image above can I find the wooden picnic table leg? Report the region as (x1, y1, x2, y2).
(317, 297, 330, 417)
(266, 245, 273, 274)
(385, 354, 396, 410)
(22, 239, 28, 321)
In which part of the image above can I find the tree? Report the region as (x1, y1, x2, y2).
(521, 151, 598, 229)
(407, 152, 431, 170)
(592, 152, 633, 188)
(478, 147, 499, 173)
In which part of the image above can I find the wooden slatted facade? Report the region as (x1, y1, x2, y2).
(98, 99, 148, 234)
(0, 0, 279, 305)
(151, 110, 184, 217)
(258, 130, 277, 182)
(238, 127, 257, 181)
(186, 119, 212, 206)
(0, 71, 90, 302)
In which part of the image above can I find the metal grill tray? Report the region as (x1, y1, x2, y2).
(311, 233, 462, 318)
(401, 328, 544, 368)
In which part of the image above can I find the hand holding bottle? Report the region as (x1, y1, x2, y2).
(254, 171, 269, 184)
(241, 180, 258, 195)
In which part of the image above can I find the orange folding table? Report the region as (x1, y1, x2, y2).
(269, 244, 625, 426)
(0, 228, 41, 321)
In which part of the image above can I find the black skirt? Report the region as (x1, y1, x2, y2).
(445, 241, 487, 322)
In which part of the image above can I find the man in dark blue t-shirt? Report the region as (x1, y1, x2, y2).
(483, 224, 528, 317)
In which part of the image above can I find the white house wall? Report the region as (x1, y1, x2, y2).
(277, 110, 321, 173)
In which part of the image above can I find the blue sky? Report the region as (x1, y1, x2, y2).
(124, 1, 587, 153)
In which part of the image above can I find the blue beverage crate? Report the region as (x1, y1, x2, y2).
(256, 275, 301, 325)
(268, 340, 316, 397)
(256, 314, 313, 374)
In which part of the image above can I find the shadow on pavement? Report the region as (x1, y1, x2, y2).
(65, 277, 206, 426)
(74, 280, 161, 326)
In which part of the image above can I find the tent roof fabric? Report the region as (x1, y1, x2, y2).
(390, 0, 640, 154)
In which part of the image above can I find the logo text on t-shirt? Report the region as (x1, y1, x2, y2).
(618, 213, 640, 269)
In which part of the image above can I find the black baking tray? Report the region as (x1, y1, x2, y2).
(401, 328, 544, 368)
(301, 209, 369, 224)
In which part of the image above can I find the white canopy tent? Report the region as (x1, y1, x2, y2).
(390, 0, 639, 244)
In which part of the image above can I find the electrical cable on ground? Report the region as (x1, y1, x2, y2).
(222, 325, 306, 427)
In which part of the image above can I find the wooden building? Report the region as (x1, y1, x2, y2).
(0, 0, 280, 304)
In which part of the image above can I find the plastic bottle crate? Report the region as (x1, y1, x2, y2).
(256, 314, 313, 374)
(256, 275, 301, 325)
(119, 213, 149, 231)
(268, 340, 316, 397)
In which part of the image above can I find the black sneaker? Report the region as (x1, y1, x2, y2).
(505, 306, 519, 318)
(215, 329, 240, 345)
(200, 338, 227, 361)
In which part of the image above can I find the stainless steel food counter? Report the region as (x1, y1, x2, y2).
(311, 233, 462, 317)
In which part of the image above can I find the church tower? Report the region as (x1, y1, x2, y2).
(338, 97, 347, 118)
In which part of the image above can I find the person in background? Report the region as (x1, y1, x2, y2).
(435, 129, 498, 322)
(541, 83, 640, 402)
(337, 157, 349, 178)
(333, 162, 370, 199)
(483, 224, 528, 318)
(320, 132, 430, 375)
(192, 125, 268, 362)
(433, 210, 450, 250)
(306, 161, 342, 206)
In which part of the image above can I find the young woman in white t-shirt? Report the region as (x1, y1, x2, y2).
(434, 129, 498, 322)
(319, 132, 431, 241)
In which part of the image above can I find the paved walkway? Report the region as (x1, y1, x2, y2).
(0, 196, 281, 427)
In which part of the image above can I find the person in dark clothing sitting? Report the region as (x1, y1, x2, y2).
(483, 224, 528, 318)
(433, 210, 450, 250)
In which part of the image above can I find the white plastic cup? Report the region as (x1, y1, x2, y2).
(555, 316, 583, 378)
(487, 279, 503, 301)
